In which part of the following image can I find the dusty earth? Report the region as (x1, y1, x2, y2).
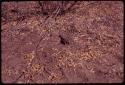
(1, 1, 124, 83)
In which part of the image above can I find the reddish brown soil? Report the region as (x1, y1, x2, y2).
(1, 1, 124, 83)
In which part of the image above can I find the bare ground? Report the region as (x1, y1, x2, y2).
(1, 1, 124, 83)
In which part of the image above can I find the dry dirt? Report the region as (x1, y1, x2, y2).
(1, 1, 124, 83)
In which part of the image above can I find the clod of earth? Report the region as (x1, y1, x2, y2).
(59, 35, 69, 45)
